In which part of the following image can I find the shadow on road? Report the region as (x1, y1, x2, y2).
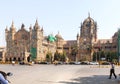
(59, 75, 119, 84)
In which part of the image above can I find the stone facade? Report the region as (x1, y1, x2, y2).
(75, 14, 118, 62)
(76, 15, 97, 61)
(5, 20, 56, 62)
(0, 47, 6, 62)
(4, 16, 119, 62)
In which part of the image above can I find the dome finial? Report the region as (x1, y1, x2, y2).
(11, 20, 14, 28)
(88, 12, 90, 18)
(35, 19, 38, 26)
(58, 31, 60, 34)
(21, 23, 25, 28)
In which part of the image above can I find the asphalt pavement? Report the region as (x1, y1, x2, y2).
(0, 64, 120, 84)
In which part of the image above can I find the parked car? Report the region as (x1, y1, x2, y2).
(89, 61, 99, 65)
(57, 61, 64, 64)
(38, 61, 50, 64)
(69, 62, 75, 65)
(81, 61, 89, 65)
(19, 61, 25, 65)
(101, 62, 110, 65)
(74, 62, 81, 65)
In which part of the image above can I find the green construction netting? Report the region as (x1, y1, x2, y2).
(30, 47, 37, 60)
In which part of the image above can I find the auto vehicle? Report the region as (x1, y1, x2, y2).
(38, 61, 50, 64)
(69, 61, 75, 65)
(101, 62, 110, 65)
(19, 61, 25, 65)
(81, 61, 89, 65)
(89, 61, 99, 65)
(57, 61, 64, 64)
(74, 62, 81, 65)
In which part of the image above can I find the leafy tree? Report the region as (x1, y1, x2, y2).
(100, 51, 105, 58)
(46, 52, 52, 62)
(54, 51, 66, 62)
(54, 51, 60, 61)
(60, 51, 66, 62)
(93, 51, 118, 62)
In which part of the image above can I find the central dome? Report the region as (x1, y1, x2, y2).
(83, 16, 95, 25)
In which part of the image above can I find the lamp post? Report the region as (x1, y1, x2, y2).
(98, 42, 101, 68)
(95, 49, 97, 62)
(117, 29, 120, 65)
(98, 48, 101, 67)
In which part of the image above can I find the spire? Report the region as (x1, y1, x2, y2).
(11, 21, 14, 29)
(88, 12, 90, 18)
(41, 26, 43, 31)
(10, 21, 16, 32)
(21, 23, 25, 29)
(5, 26, 8, 32)
(35, 19, 38, 26)
(80, 22, 83, 28)
(77, 32, 79, 37)
(34, 19, 40, 29)
(29, 24, 32, 30)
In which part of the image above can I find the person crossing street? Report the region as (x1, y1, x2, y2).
(108, 62, 117, 79)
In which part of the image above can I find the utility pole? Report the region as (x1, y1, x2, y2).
(117, 29, 120, 65)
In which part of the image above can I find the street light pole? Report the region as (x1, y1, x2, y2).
(98, 43, 101, 68)
(96, 51, 97, 62)
(117, 29, 120, 65)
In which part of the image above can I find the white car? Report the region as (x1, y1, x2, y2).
(89, 61, 99, 65)
(74, 62, 81, 65)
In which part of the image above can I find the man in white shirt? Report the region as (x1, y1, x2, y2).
(108, 62, 117, 79)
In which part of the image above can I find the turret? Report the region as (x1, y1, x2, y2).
(77, 33, 79, 40)
(5, 26, 8, 41)
(34, 19, 40, 30)
(76, 32, 80, 47)
(29, 24, 32, 41)
(10, 21, 15, 31)
(10, 21, 16, 40)
(41, 26, 44, 32)
(94, 22, 97, 41)
(21, 23, 25, 29)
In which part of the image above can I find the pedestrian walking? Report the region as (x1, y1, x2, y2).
(108, 62, 117, 79)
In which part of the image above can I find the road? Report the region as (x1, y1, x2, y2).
(0, 64, 120, 84)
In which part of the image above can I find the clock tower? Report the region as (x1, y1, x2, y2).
(77, 14, 97, 61)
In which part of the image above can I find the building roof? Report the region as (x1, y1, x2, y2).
(64, 40, 77, 46)
(97, 39, 112, 43)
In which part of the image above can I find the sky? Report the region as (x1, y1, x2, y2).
(0, 0, 120, 46)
